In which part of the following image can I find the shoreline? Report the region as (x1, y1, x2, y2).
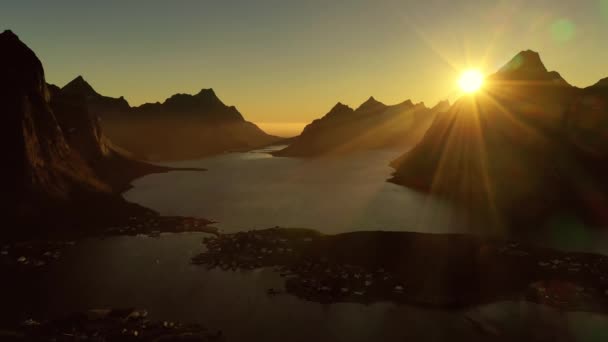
(192, 228, 608, 314)
(2, 225, 608, 340)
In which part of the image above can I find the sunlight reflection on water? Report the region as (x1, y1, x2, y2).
(124, 147, 463, 235)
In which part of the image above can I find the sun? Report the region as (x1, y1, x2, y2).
(458, 69, 484, 93)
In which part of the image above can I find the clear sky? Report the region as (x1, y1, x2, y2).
(3, 0, 608, 136)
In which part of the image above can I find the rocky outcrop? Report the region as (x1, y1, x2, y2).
(390, 50, 608, 231)
(274, 97, 450, 157)
(0, 30, 167, 235)
(64, 78, 279, 161)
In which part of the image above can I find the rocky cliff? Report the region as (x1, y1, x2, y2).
(0, 30, 167, 235)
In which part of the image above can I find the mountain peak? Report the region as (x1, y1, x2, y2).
(364, 96, 379, 104)
(62, 75, 99, 97)
(1, 29, 17, 38)
(326, 102, 354, 118)
(197, 88, 216, 96)
(193, 88, 225, 108)
(357, 96, 386, 111)
(493, 49, 568, 85)
(0, 28, 46, 96)
(195, 88, 223, 102)
(498, 50, 547, 74)
(396, 99, 414, 107)
(331, 102, 351, 110)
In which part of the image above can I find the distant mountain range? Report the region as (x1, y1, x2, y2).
(390, 50, 608, 231)
(60, 77, 279, 161)
(274, 96, 450, 157)
(6, 26, 608, 235)
(0, 30, 166, 233)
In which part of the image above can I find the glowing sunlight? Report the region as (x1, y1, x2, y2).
(458, 70, 484, 93)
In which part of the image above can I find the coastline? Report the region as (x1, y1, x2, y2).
(193, 228, 608, 313)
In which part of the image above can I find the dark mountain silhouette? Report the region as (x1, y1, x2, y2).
(564, 77, 608, 159)
(274, 97, 450, 157)
(390, 50, 608, 232)
(0, 30, 168, 234)
(591, 77, 608, 88)
(131, 88, 243, 121)
(65, 78, 279, 161)
(61, 75, 131, 117)
(495, 50, 569, 85)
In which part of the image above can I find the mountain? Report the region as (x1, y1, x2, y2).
(0, 30, 166, 234)
(390, 50, 608, 232)
(131, 88, 243, 121)
(591, 77, 608, 88)
(274, 97, 450, 157)
(494, 50, 569, 85)
(564, 77, 608, 159)
(64, 78, 279, 161)
(61, 75, 131, 117)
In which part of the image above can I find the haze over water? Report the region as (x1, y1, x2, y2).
(124, 146, 460, 235)
(122, 147, 608, 254)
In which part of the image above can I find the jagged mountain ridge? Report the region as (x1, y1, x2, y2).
(61, 77, 278, 161)
(61, 76, 131, 117)
(390, 50, 608, 231)
(131, 88, 244, 122)
(274, 96, 450, 157)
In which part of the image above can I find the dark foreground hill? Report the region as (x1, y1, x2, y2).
(274, 97, 450, 157)
(0, 30, 182, 236)
(62, 77, 279, 161)
(391, 50, 608, 231)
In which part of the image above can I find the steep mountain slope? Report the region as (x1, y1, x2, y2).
(565, 78, 608, 159)
(0, 30, 167, 233)
(274, 97, 450, 157)
(63, 78, 279, 161)
(0, 30, 92, 216)
(390, 50, 608, 231)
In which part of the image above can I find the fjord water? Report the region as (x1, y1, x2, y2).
(4, 147, 608, 341)
(124, 145, 608, 254)
(124, 146, 462, 235)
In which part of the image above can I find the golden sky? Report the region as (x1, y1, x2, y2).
(3, 1, 608, 136)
